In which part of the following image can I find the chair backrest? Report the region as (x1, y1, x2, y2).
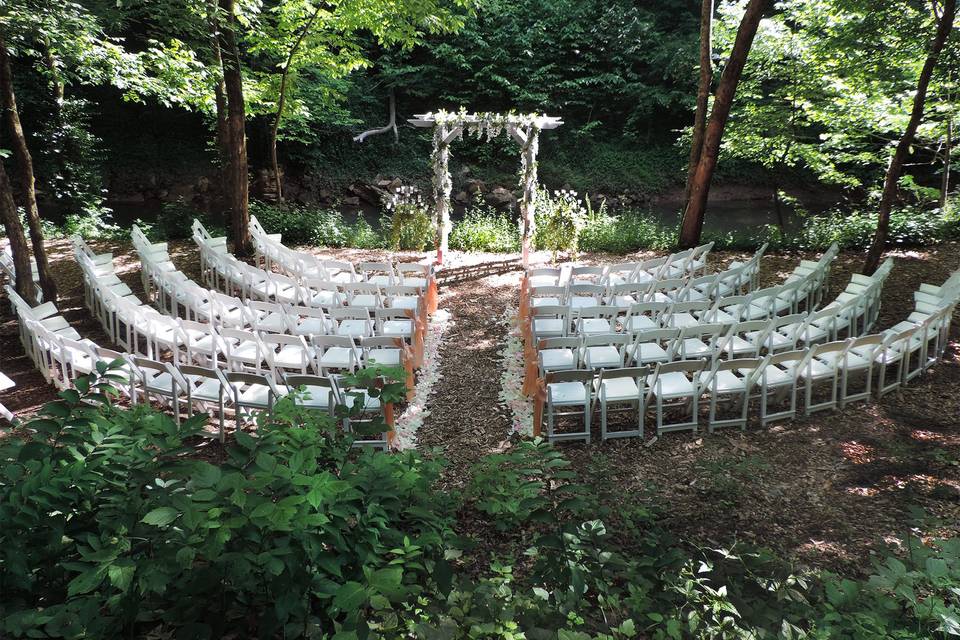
(284, 373, 340, 402)
(545, 369, 595, 385)
(361, 336, 404, 350)
(313, 335, 358, 349)
(582, 333, 629, 348)
(532, 304, 570, 319)
(331, 306, 371, 320)
(598, 366, 649, 382)
(261, 333, 307, 347)
(538, 336, 581, 350)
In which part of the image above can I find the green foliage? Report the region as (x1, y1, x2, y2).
(466, 438, 586, 531)
(448, 197, 520, 252)
(250, 200, 350, 246)
(578, 205, 676, 254)
(381, 187, 435, 251)
(533, 188, 589, 260)
(0, 363, 452, 639)
(5, 375, 960, 639)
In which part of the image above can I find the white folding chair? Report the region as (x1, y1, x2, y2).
(262, 333, 316, 376)
(314, 335, 362, 374)
(220, 328, 269, 373)
(225, 370, 288, 428)
(596, 366, 648, 440)
(582, 334, 629, 370)
(799, 339, 851, 415)
(646, 359, 707, 435)
(132, 357, 186, 424)
(179, 364, 229, 439)
(542, 369, 595, 444)
(628, 328, 679, 366)
(703, 357, 763, 432)
(537, 337, 581, 376)
(285, 373, 341, 415)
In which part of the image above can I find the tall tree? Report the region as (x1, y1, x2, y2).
(0, 158, 36, 302)
(217, 0, 251, 256)
(678, 0, 771, 249)
(0, 34, 57, 302)
(683, 0, 714, 204)
(863, 0, 957, 274)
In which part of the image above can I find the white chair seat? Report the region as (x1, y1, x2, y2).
(584, 346, 621, 368)
(187, 378, 224, 403)
(402, 277, 427, 288)
(229, 343, 261, 362)
(344, 392, 382, 411)
(651, 372, 695, 398)
(790, 359, 836, 380)
(611, 295, 637, 307)
(756, 366, 794, 387)
(570, 296, 596, 309)
(541, 349, 576, 370)
(145, 372, 176, 394)
(298, 385, 333, 409)
(701, 370, 745, 392)
(365, 349, 401, 366)
(817, 351, 870, 370)
(599, 377, 640, 402)
(533, 319, 564, 336)
(723, 336, 756, 356)
(625, 316, 656, 332)
(390, 298, 419, 311)
(382, 320, 413, 337)
(238, 385, 272, 408)
(294, 318, 333, 336)
(274, 346, 311, 368)
(531, 297, 561, 307)
(746, 330, 792, 350)
(547, 381, 588, 405)
(257, 314, 288, 333)
(319, 347, 355, 369)
(528, 276, 559, 288)
(630, 342, 669, 364)
(778, 323, 828, 343)
(679, 338, 712, 357)
(367, 275, 393, 286)
(337, 320, 370, 337)
(667, 313, 699, 328)
(308, 291, 341, 307)
(580, 319, 613, 334)
(349, 295, 379, 308)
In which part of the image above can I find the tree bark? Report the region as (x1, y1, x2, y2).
(0, 36, 58, 302)
(208, 0, 232, 220)
(863, 0, 956, 274)
(683, 0, 714, 204)
(217, 0, 251, 256)
(0, 159, 36, 302)
(678, 0, 771, 249)
(270, 3, 324, 202)
(941, 110, 953, 211)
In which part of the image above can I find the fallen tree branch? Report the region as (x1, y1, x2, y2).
(353, 90, 398, 143)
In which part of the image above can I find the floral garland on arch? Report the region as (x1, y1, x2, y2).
(497, 307, 534, 437)
(391, 308, 453, 450)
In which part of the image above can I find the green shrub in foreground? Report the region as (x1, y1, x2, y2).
(449, 199, 520, 253)
(4, 367, 960, 639)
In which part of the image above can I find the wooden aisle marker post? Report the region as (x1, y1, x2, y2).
(408, 111, 562, 268)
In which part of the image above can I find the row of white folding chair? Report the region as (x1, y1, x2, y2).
(828, 257, 894, 336)
(0, 370, 14, 422)
(249, 215, 433, 288)
(784, 242, 839, 310)
(0, 246, 42, 304)
(5, 285, 85, 382)
(13, 311, 393, 448)
(538, 325, 927, 443)
(128, 232, 426, 334)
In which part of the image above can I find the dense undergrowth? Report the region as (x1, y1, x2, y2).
(2, 364, 960, 639)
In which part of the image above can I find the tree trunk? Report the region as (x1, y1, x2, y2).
(0, 36, 57, 302)
(863, 0, 956, 274)
(270, 4, 324, 202)
(0, 159, 36, 302)
(941, 113, 952, 211)
(217, 0, 251, 256)
(208, 0, 232, 223)
(683, 0, 714, 204)
(678, 0, 770, 249)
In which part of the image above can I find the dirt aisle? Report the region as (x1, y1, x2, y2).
(415, 272, 520, 477)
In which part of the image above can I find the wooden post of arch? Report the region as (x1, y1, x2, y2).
(409, 112, 562, 268)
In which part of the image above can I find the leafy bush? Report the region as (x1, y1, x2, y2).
(579, 205, 675, 254)
(380, 186, 434, 251)
(448, 197, 520, 253)
(150, 199, 226, 241)
(0, 364, 453, 639)
(533, 188, 589, 260)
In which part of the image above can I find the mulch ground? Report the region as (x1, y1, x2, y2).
(1, 237, 958, 576)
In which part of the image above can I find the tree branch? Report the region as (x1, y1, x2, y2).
(353, 90, 398, 143)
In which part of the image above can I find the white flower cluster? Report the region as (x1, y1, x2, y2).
(497, 308, 534, 437)
(391, 309, 453, 450)
(384, 184, 427, 212)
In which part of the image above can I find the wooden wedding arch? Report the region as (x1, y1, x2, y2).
(408, 110, 562, 267)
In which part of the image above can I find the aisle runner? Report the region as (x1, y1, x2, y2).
(392, 309, 453, 450)
(497, 308, 534, 437)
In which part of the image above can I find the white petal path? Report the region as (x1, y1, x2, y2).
(497, 308, 534, 437)
(392, 308, 453, 450)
